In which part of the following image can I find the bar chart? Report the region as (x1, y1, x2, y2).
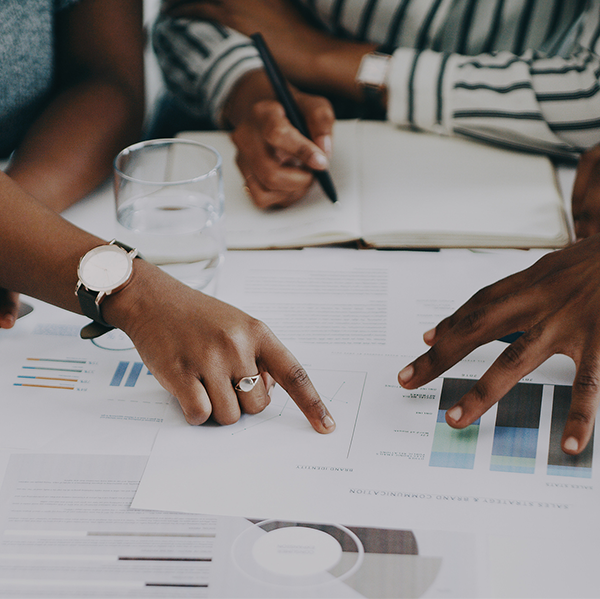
(429, 379, 480, 469)
(110, 361, 148, 388)
(547, 386, 593, 478)
(13, 357, 89, 391)
(490, 383, 542, 474)
(429, 378, 594, 479)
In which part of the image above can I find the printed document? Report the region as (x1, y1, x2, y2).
(132, 249, 598, 538)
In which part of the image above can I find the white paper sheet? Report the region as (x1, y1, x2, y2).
(0, 453, 479, 598)
(0, 298, 170, 454)
(132, 249, 598, 539)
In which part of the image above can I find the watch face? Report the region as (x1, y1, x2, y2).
(78, 245, 133, 292)
(357, 54, 390, 87)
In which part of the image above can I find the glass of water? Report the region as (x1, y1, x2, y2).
(114, 139, 225, 290)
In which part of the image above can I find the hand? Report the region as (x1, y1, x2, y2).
(0, 289, 20, 329)
(224, 70, 334, 209)
(572, 145, 600, 239)
(398, 235, 600, 455)
(106, 260, 336, 433)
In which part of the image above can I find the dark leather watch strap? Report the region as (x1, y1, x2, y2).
(77, 241, 140, 339)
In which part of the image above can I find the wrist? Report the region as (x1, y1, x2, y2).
(99, 258, 159, 337)
(221, 69, 277, 129)
(310, 41, 379, 102)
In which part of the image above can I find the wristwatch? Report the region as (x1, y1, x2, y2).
(75, 240, 139, 338)
(356, 50, 391, 120)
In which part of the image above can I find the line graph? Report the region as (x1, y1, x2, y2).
(227, 368, 367, 440)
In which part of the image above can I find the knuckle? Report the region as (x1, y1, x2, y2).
(244, 395, 270, 415)
(285, 364, 312, 389)
(497, 342, 526, 371)
(456, 308, 486, 337)
(310, 101, 335, 127)
(260, 169, 283, 190)
(265, 121, 293, 147)
(182, 403, 211, 425)
(422, 344, 443, 370)
(573, 372, 600, 396)
(470, 284, 495, 306)
(250, 318, 272, 344)
(254, 100, 285, 122)
(567, 406, 596, 426)
(215, 411, 241, 426)
(468, 382, 490, 407)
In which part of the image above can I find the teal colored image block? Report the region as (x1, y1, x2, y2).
(429, 420, 479, 469)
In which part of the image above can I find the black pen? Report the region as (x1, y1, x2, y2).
(250, 32, 338, 203)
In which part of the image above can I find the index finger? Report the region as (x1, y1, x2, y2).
(424, 255, 556, 346)
(258, 103, 330, 173)
(259, 333, 336, 434)
(399, 287, 541, 390)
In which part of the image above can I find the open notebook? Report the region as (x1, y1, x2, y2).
(178, 120, 570, 250)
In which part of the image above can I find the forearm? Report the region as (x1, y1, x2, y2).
(153, 16, 263, 127)
(6, 78, 144, 213)
(221, 70, 277, 129)
(289, 38, 377, 102)
(0, 171, 102, 312)
(0, 170, 158, 332)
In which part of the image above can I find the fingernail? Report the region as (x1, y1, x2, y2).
(563, 436, 579, 452)
(398, 365, 414, 385)
(323, 415, 335, 429)
(1, 314, 15, 329)
(423, 328, 436, 344)
(309, 152, 329, 170)
(447, 406, 462, 422)
(320, 135, 333, 156)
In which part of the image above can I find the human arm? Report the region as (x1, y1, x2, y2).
(221, 70, 334, 208)
(5, 0, 145, 213)
(163, 0, 600, 155)
(0, 171, 335, 433)
(153, 10, 334, 208)
(397, 235, 600, 455)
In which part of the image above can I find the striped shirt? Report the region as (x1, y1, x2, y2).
(153, 0, 600, 156)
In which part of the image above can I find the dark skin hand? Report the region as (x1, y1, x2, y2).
(0, 171, 336, 434)
(572, 144, 600, 239)
(398, 234, 600, 455)
(161, 0, 376, 210)
(222, 70, 335, 209)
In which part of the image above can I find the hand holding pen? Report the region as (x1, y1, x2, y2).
(220, 36, 336, 209)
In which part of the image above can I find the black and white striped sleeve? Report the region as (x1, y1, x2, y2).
(152, 15, 263, 126)
(387, 3, 600, 155)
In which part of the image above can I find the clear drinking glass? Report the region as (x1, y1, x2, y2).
(114, 139, 225, 290)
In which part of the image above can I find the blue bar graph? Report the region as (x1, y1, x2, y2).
(110, 362, 129, 387)
(110, 361, 144, 388)
(430, 379, 480, 469)
(490, 383, 542, 474)
(125, 362, 143, 387)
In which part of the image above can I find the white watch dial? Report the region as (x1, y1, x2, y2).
(78, 245, 133, 292)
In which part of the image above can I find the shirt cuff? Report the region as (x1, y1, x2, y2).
(387, 48, 461, 134)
